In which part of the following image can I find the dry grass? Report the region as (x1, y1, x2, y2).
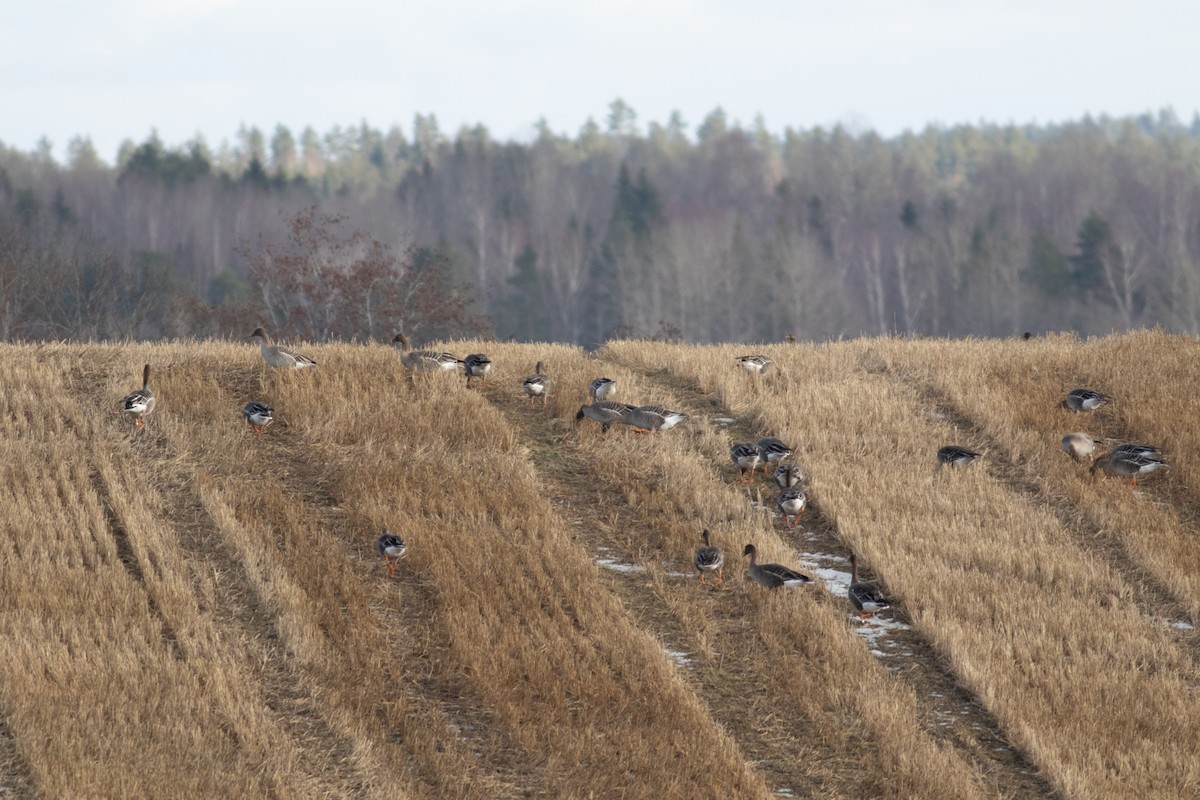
(1, 333, 1196, 799)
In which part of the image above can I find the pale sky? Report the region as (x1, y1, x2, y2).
(5, 0, 1198, 163)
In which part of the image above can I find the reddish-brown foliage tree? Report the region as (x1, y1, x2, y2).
(239, 207, 488, 342)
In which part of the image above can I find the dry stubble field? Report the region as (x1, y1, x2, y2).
(0, 331, 1197, 799)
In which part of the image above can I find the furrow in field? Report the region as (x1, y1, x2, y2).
(598, 352, 1058, 800)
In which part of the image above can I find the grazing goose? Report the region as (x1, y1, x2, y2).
(756, 437, 792, 477)
(393, 333, 464, 374)
(241, 401, 274, 434)
(250, 327, 317, 369)
(121, 364, 157, 428)
(624, 404, 689, 434)
(589, 377, 617, 401)
(1061, 432, 1098, 463)
(522, 362, 548, 406)
(848, 553, 892, 621)
(463, 354, 492, 387)
(375, 528, 408, 577)
(777, 487, 807, 528)
(937, 445, 981, 467)
(694, 529, 724, 588)
(1063, 388, 1110, 412)
(730, 443, 762, 482)
(735, 354, 773, 375)
(1091, 449, 1168, 487)
(773, 462, 804, 489)
(575, 400, 636, 434)
(743, 544, 811, 589)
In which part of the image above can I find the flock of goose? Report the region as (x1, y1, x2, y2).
(121, 331, 1151, 623)
(935, 385, 1169, 488)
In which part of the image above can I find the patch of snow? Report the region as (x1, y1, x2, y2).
(595, 557, 644, 573)
(1148, 615, 1195, 630)
(713, 417, 736, 426)
(664, 649, 692, 667)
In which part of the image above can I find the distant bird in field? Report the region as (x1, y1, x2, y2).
(756, 437, 793, 477)
(743, 544, 811, 589)
(121, 364, 157, 429)
(393, 333, 463, 374)
(777, 487, 807, 528)
(1061, 432, 1098, 463)
(773, 462, 804, 489)
(1062, 388, 1110, 412)
(735, 354, 773, 376)
(251, 327, 317, 369)
(375, 528, 408, 577)
(589, 377, 617, 401)
(848, 553, 892, 622)
(522, 361, 548, 407)
(462, 353, 492, 387)
(575, 400, 636, 435)
(694, 529, 725, 588)
(241, 401, 274, 434)
(937, 445, 981, 468)
(623, 404, 689, 434)
(730, 442, 762, 483)
(1091, 447, 1167, 487)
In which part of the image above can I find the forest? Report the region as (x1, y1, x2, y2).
(2, 103, 1200, 345)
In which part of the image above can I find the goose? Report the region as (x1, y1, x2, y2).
(393, 333, 463, 374)
(1091, 449, 1168, 487)
(1063, 388, 1110, 412)
(773, 462, 804, 489)
(463, 354, 492, 387)
(730, 443, 762, 482)
(241, 401, 274, 434)
(589, 377, 617, 401)
(522, 362, 548, 406)
(121, 364, 157, 428)
(623, 404, 689, 434)
(375, 528, 408, 577)
(1061, 432, 1098, 463)
(250, 327, 317, 369)
(694, 529, 724, 588)
(848, 553, 892, 621)
(743, 544, 811, 589)
(575, 400, 636, 434)
(778, 487, 807, 528)
(756, 437, 793, 477)
(937, 445, 981, 467)
(735, 354, 773, 375)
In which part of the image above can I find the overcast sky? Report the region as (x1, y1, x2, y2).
(5, 1, 1198, 163)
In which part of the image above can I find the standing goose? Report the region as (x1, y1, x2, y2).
(743, 544, 811, 589)
(1061, 432, 1098, 462)
(462, 353, 492, 387)
(777, 487, 807, 528)
(1091, 449, 1168, 487)
(1063, 388, 1110, 412)
(773, 462, 803, 489)
(735, 354, 773, 376)
(250, 327, 317, 369)
(375, 528, 408, 577)
(756, 436, 793, 477)
(393, 333, 464, 374)
(730, 443, 762, 483)
(522, 362, 548, 407)
(623, 404, 689, 434)
(241, 401, 274, 434)
(575, 400, 636, 435)
(589, 377, 617, 401)
(694, 529, 724, 588)
(121, 364, 157, 428)
(937, 445, 981, 467)
(848, 553, 892, 621)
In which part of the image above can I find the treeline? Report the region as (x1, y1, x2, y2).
(3, 103, 1200, 344)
